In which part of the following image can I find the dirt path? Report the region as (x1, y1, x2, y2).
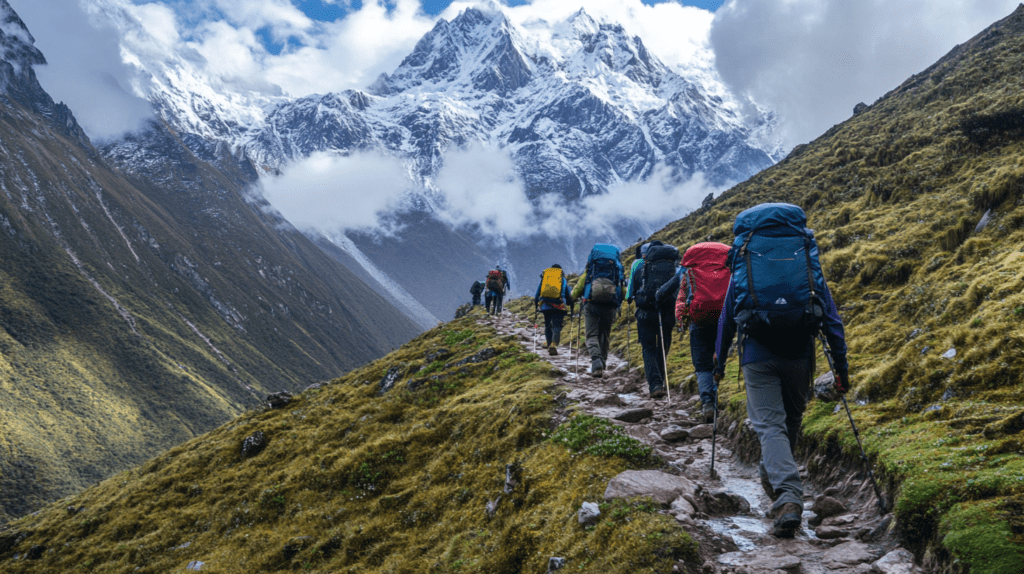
(480, 310, 926, 574)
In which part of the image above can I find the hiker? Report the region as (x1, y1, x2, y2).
(571, 244, 625, 377)
(714, 203, 848, 538)
(657, 242, 731, 422)
(485, 265, 506, 315)
(626, 240, 678, 399)
(533, 264, 571, 355)
(470, 280, 484, 306)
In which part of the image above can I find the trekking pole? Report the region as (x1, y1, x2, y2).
(533, 304, 539, 354)
(817, 332, 888, 515)
(567, 304, 575, 359)
(575, 302, 584, 379)
(710, 379, 720, 480)
(625, 304, 631, 369)
(656, 311, 671, 401)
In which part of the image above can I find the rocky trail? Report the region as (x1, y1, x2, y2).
(480, 310, 927, 574)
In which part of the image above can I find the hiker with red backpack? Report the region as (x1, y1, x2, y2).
(570, 244, 625, 377)
(485, 264, 509, 315)
(534, 264, 571, 355)
(714, 203, 849, 539)
(658, 242, 732, 422)
(627, 240, 679, 399)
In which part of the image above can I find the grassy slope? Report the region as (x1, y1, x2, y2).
(0, 308, 697, 573)
(0, 95, 420, 520)
(588, 7, 1024, 573)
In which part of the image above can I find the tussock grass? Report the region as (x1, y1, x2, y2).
(0, 308, 696, 573)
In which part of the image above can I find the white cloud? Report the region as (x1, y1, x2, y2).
(711, 0, 1023, 148)
(10, 0, 155, 142)
(258, 151, 413, 233)
(431, 144, 535, 237)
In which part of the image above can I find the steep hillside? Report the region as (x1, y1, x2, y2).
(600, 6, 1024, 572)
(0, 0, 420, 522)
(0, 309, 698, 573)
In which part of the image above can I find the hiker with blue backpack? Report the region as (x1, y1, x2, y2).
(627, 240, 679, 399)
(714, 203, 849, 539)
(655, 242, 731, 422)
(534, 264, 571, 355)
(570, 244, 625, 378)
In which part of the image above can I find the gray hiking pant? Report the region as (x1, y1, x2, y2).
(743, 357, 814, 515)
(584, 303, 617, 367)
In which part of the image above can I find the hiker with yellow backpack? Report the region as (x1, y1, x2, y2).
(534, 264, 571, 355)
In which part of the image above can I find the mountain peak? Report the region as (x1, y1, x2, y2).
(0, 0, 45, 81)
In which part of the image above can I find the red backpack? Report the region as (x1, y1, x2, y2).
(676, 242, 731, 326)
(486, 269, 504, 292)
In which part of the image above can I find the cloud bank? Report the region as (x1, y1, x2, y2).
(711, 0, 1023, 148)
(11, 0, 154, 142)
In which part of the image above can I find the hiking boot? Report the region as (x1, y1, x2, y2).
(650, 386, 666, 399)
(702, 402, 716, 424)
(590, 359, 604, 378)
(770, 503, 802, 538)
(760, 475, 779, 502)
(548, 345, 558, 356)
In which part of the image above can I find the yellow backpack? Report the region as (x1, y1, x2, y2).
(539, 268, 563, 301)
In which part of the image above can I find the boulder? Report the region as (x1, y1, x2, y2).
(814, 525, 849, 540)
(688, 424, 714, 439)
(604, 470, 697, 505)
(547, 557, 566, 572)
(670, 497, 695, 517)
(241, 431, 268, 459)
(810, 496, 847, 525)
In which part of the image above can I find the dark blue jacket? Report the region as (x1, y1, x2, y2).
(715, 277, 848, 373)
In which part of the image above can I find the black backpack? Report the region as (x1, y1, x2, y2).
(634, 244, 679, 311)
(470, 281, 484, 295)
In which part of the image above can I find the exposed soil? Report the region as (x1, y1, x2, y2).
(481, 309, 929, 574)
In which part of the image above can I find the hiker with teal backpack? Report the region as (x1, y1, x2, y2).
(713, 203, 849, 539)
(628, 240, 679, 399)
(570, 244, 625, 378)
(534, 264, 571, 355)
(657, 242, 732, 423)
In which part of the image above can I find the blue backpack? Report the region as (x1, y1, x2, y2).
(729, 203, 827, 340)
(583, 244, 624, 306)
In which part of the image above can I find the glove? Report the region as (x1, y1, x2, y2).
(834, 369, 850, 393)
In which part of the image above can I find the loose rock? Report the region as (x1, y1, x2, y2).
(660, 425, 690, 441)
(266, 391, 293, 408)
(873, 548, 921, 574)
(604, 470, 697, 505)
(578, 502, 600, 527)
(823, 541, 878, 568)
(613, 408, 654, 423)
(688, 424, 714, 439)
(670, 497, 695, 517)
(241, 431, 268, 459)
(547, 556, 566, 572)
(813, 371, 841, 402)
(810, 496, 847, 525)
(814, 525, 849, 540)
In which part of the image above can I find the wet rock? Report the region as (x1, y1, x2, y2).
(718, 550, 801, 572)
(873, 548, 920, 574)
(823, 541, 878, 568)
(547, 556, 566, 572)
(241, 431, 268, 459)
(578, 502, 601, 527)
(813, 371, 841, 402)
(688, 424, 714, 439)
(941, 347, 956, 359)
(186, 561, 205, 571)
(810, 495, 847, 525)
(604, 470, 697, 505)
(822, 514, 857, 527)
(814, 525, 849, 539)
(670, 497, 695, 517)
(702, 490, 751, 515)
(661, 425, 690, 441)
(266, 391, 293, 408)
(592, 393, 624, 407)
(613, 408, 654, 423)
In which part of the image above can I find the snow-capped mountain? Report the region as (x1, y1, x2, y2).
(98, 3, 783, 320)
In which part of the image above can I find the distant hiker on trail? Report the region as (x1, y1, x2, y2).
(656, 242, 731, 423)
(534, 264, 571, 355)
(714, 203, 849, 539)
(486, 265, 508, 315)
(627, 240, 679, 399)
(571, 244, 625, 377)
(470, 280, 484, 306)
